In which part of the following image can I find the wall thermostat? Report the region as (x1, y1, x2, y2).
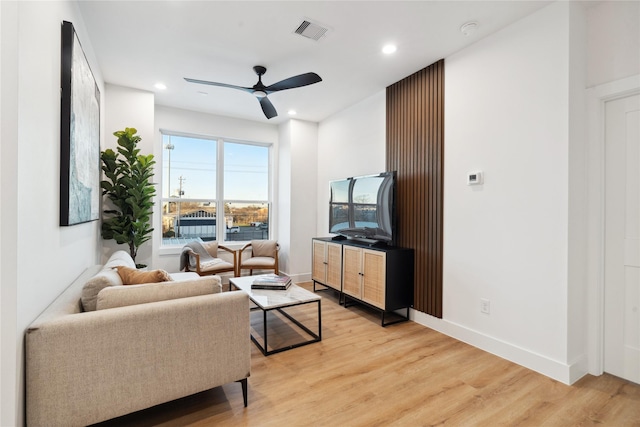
(467, 171, 483, 185)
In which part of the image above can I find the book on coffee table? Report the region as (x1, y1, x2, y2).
(251, 274, 292, 290)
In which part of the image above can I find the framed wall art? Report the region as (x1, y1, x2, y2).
(60, 20, 101, 226)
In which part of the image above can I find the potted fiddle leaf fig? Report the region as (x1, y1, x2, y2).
(100, 127, 156, 266)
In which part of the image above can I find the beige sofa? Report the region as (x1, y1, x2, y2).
(25, 251, 250, 427)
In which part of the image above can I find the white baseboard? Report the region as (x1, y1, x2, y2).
(411, 309, 588, 385)
(287, 272, 311, 284)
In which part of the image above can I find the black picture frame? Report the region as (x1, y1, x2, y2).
(60, 20, 101, 226)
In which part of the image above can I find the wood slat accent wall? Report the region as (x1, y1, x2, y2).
(386, 59, 444, 318)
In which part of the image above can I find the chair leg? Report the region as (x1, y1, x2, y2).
(240, 378, 248, 407)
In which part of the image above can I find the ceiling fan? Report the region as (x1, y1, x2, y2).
(184, 65, 322, 119)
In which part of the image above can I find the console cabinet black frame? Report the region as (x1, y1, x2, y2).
(312, 237, 414, 326)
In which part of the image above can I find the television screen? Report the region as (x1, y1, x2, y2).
(329, 171, 396, 245)
(330, 204, 349, 230)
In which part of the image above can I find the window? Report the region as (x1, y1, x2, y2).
(161, 133, 271, 246)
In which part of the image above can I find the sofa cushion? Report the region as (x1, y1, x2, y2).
(81, 251, 145, 311)
(241, 257, 276, 268)
(104, 250, 136, 270)
(116, 266, 173, 285)
(81, 268, 123, 312)
(200, 258, 235, 273)
(169, 272, 200, 281)
(95, 276, 222, 310)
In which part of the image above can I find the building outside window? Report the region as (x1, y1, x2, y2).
(161, 133, 271, 246)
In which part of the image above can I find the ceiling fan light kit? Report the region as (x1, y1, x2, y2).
(185, 65, 322, 119)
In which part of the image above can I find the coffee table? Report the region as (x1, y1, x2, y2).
(229, 275, 322, 356)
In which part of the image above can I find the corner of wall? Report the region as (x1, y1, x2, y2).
(104, 84, 156, 265)
(0, 2, 20, 424)
(567, 0, 589, 371)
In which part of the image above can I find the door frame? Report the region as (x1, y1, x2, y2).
(587, 74, 640, 376)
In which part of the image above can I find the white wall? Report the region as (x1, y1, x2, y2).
(567, 1, 588, 381)
(316, 90, 386, 237)
(278, 121, 293, 274)
(439, 1, 579, 383)
(0, 3, 19, 425)
(1, 2, 104, 425)
(152, 105, 278, 272)
(584, 0, 640, 378)
(278, 119, 318, 280)
(102, 84, 155, 265)
(587, 0, 640, 87)
(316, 2, 590, 384)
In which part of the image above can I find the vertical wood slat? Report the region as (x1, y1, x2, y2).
(386, 59, 444, 318)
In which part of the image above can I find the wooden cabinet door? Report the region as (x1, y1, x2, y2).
(312, 240, 326, 283)
(362, 249, 386, 309)
(342, 245, 362, 298)
(326, 242, 342, 290)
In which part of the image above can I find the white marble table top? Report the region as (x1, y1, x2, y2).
(230, 275, 321, 310)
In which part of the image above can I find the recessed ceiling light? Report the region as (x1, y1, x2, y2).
(382, 44, 397, 55)
(288, 110, 297, 116)
(154, 83, 167, 90)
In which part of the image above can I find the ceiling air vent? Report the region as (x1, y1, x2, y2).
(294, 19, 329, 41)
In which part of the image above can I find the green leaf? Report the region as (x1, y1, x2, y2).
(100, 127, 155, 262)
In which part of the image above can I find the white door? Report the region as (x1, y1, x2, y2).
(604, 93, 640, 384)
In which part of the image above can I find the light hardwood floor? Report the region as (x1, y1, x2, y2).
(95, 283, 640, 427)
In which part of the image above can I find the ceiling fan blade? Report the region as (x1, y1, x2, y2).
(265, 72, 322, 93)
(259, 96, 277, 119)
(184, 77, 253, 93)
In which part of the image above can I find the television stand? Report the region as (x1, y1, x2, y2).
(368, 240, 387, 248)
(331, 235, 347, 241)
(312, 237, 414, 327)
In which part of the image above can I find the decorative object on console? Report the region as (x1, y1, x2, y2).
(59, 20, 100, 226)
(238, 240, 279, 276)
(180, 240, 236, 276)
(100, 127, 156, 266)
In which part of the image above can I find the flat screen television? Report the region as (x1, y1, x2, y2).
(329, 171, 396, 246)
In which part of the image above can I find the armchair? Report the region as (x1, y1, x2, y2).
(238, 240, 279, 276)
(181, 241, 236, 277)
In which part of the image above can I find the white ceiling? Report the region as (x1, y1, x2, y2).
(78, 1, 551, 125)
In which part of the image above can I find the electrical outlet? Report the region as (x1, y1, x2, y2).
(480, 298, 490, 314)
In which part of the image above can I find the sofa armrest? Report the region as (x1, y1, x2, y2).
(26, 291, 250, 427)
(218, 244, 237, 272)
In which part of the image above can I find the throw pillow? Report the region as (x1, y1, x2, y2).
(116, 266, 173, 285)
(81, 268, 124, 312)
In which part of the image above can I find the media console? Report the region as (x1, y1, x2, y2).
(312, 237, 414, 326)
